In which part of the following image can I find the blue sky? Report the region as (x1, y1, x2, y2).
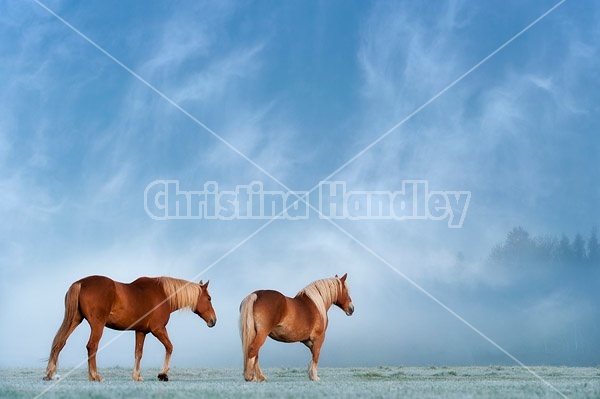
(1, 0, 599, 371)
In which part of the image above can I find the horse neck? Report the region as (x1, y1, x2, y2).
(296, 292, 334, 310)
(296, 279, 340, 321)
(168, 298, 188, 313)
(158, 277, 199, 312)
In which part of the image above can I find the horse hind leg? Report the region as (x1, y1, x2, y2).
(44, 283, 83, 381)
(86, 322, 105, 382)
(245, 330, 269, 382)
(254, 356, 266, 382)
(44, 314, 83, 380)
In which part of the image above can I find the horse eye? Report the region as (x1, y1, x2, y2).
(208, 296, 212, 301)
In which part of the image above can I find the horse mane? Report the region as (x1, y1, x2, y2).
(296, 277, 347, 323)
(157, 277, 201, 311)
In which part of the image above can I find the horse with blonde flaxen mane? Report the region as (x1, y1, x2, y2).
(239, 274, 354, 381)
(43, 275, 216, 382)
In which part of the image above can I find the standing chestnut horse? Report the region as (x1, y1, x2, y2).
(43, 275, 216, 382)
(240, 274, 354, 382)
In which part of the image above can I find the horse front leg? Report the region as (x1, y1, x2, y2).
(306, 336, 324, 381)
(151, 328, 173, 381)
(132, 331, 146, 382)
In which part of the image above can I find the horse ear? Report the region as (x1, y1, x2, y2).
(340, 273, 347, 282)
(199, 280, 204, 286)
(202, 280, 210, 289)
(335, 274, 338, 278)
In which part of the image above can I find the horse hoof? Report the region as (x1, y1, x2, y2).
(158, 373, 169, 381)
(42, 376, 52, 381)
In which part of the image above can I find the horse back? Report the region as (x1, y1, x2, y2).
(252, 290, 288, 326)
(77, 276, 168, 331)
(76, 275, 117, 319)
(124, 277, 169, 310)
(111, 277, 169, 330)
(253, 290, 320, 342)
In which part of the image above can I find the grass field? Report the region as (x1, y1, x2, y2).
(2, 366, 598, 399)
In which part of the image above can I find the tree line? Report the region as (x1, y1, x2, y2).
(488, 226, 599, 268)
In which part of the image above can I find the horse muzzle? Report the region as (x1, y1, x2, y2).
(346, 304, 354, 316)
(207, 318, 216, 328)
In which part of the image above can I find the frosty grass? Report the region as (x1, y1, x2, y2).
(2, 366, 598, 399)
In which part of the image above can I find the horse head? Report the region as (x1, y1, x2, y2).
(335, 273, 354, 316)
(195, 280, 217, 327)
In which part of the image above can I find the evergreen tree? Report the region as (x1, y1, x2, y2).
(588, 229, 599, 266)
(505, 226, 534, 262)
(488, 226, 535, 267)
(556, 234, 573, 263)
(533, 235, 557, 264)
(572, 233, 586, 263)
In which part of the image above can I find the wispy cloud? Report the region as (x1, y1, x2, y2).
(1, 1, 599, 371)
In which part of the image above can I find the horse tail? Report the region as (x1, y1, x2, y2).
(239, 293, 258, 372)
(44, 282, 82, 380)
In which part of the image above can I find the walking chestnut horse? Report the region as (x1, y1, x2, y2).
(43, 275, 216, 382)
(240, 274, 354, 382)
